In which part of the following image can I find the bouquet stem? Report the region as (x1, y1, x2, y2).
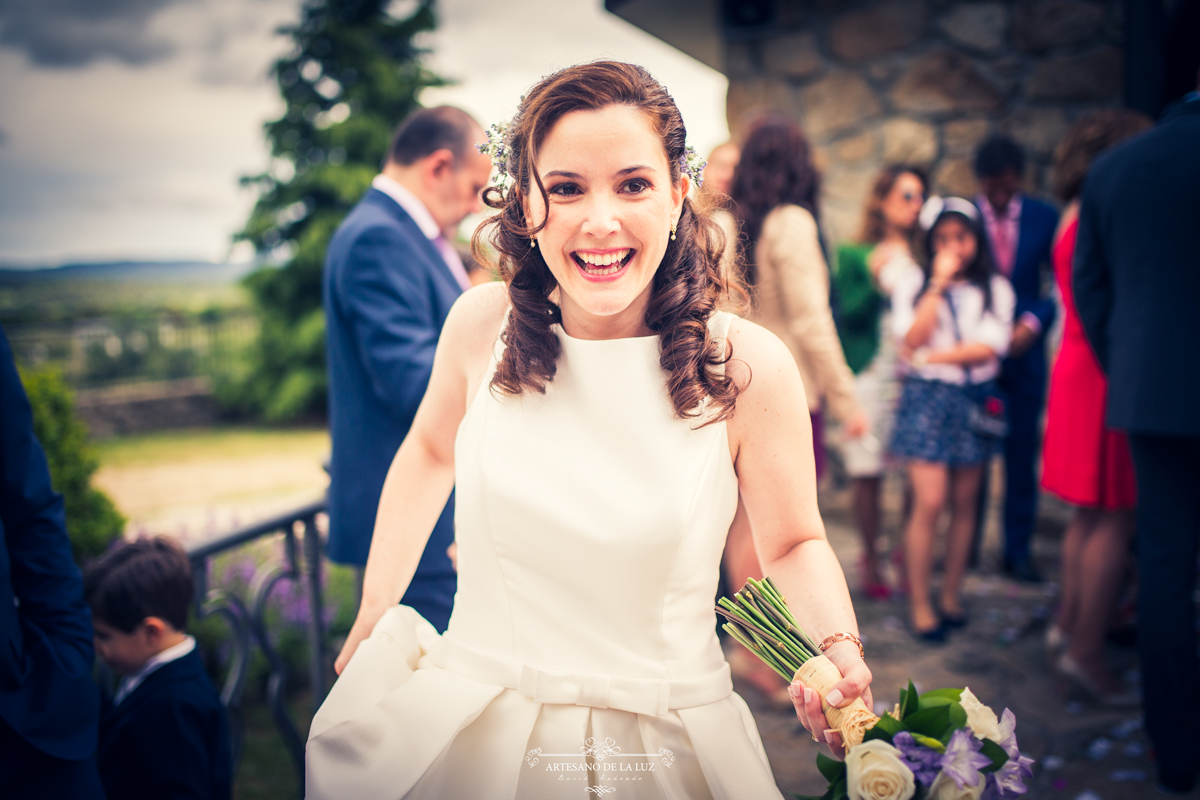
(717, 577, 878, 752)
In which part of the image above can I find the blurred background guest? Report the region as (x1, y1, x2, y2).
(1041, 109, 1152, 705)
(833, 165, 927, 599)
(323, 106, 490, 633)
(702, 140, 741, 290)
(889, 199, 1014, 641)
(1074, 71, 1200, 795)
(971, 137, 1058, 583)
(0, 326, 104, 800)
(721, 113, 866, 700)
(702, 140, 740, 202)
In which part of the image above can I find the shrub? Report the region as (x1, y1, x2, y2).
(19, 365, 125, 563)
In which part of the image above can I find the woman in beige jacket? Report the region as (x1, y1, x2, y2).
(722, 114, 867, 701)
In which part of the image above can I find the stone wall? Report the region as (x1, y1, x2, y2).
(724, 0, 1123, 244)
(76, 378, 220, 438)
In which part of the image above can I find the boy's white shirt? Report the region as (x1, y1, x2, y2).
(113, 635, 196, 706)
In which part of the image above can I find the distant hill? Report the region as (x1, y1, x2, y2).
(0, 260, 260, 325)
(0, 261, 258, 286)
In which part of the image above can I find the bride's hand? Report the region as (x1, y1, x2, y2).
(334, 601, 390, 676)
(788, 641, 874, 759)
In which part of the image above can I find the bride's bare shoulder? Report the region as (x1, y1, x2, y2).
(442, 281, 510, 364)
(723, 315, 801, 397)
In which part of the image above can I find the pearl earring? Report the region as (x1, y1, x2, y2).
(530, 237, 536, 249)
(670, 221, 677, 241)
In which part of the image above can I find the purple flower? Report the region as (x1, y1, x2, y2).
(941, 728, 992, 789)
(893, 731, 942, 785)
(981, 708, 1034, 797)
(996, 708, 1019, 755)
(984, 753, 1034, 797)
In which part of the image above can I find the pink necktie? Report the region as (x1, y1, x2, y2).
(433, 235, 472, 291)
(992, 218, 1015, 276)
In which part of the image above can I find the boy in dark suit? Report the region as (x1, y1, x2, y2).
(84, 537, 231, 800)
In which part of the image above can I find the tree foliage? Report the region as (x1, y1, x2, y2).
(227, 0, 444, 421)
(20, 367, 125, 564)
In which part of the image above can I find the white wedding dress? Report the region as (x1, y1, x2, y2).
(307, 311, 787, 799)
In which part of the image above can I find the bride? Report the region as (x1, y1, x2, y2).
(307, 61, 872, 799)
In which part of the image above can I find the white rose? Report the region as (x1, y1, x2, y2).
(959, 687, 1002, 741)
(846, 739, 916, 800)
(928, 770, 985, 800)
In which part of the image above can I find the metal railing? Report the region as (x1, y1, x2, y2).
(186, 498, 328, 796)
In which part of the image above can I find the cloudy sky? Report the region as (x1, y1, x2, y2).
(0, 0, 728, 267)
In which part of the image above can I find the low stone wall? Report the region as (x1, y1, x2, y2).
(723, 0, 1123, 244)
(76, 377, 220, 438)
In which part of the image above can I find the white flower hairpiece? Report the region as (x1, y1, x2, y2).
(680, 145, 706, 189)
(476, 118, 708, 193)
(918, 195, 979, 230)
(476, 120, 513, 191)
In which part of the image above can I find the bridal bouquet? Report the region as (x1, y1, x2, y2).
(717, 579, 1034, 800)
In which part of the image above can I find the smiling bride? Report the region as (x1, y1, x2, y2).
(305, 61, 873, 800)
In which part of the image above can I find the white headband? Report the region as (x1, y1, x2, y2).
(918, 195, 980, 231)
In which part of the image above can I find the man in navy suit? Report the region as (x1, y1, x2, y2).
(0, 326, 105, 799)
(973, 137, 1059, 582)
(1075, 77, 1200, 795)
(323, 106, 491, 632)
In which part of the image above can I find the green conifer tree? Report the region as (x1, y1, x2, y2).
(227, 0, 444, 421)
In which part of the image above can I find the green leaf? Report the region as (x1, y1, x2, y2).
(873, 712, 904, 736)
(910, 733, 946, 753)
(863, 726, 893, 745)
(979, 738, 1009, 773)
(900, 705, 951, 739)
(829, 775, 849, 800)
(920, 688, 963, 702)
(816, 752, 847, 784)
(948, 702, 968, 733)
(902, 680, 920, 719)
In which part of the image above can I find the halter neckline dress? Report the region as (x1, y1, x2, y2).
(307, 310, 787, 800)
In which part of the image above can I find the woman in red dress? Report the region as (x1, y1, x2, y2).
(1041, 110, 1151, 704)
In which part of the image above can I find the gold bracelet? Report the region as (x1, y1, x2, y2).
(818, 632, 865, 661)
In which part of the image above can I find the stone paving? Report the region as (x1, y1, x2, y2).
(732, 474, 1186, 800)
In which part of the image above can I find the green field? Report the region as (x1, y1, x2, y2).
(95, 426, 330, 469)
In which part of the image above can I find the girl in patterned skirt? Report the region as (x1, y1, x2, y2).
(888, 198, 1015, 641)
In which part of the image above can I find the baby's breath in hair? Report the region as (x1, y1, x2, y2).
(476, 120, 513, 191)
(477, 119, 707, 194)
(681, 145, 706, 189)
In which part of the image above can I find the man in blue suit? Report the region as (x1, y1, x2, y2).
(323, 106, 491, 632)
(1075, 74, 1200, 794)
(973, 137, 1059, 582)
(0, 326, 105, 799)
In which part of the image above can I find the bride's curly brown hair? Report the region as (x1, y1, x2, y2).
(471, 61, 740, 424)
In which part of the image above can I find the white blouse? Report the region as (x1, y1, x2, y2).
(890, 261, 1015, 385)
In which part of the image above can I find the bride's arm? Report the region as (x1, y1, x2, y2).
(334, 283, 507, 675)
(725, 317, 872, 751)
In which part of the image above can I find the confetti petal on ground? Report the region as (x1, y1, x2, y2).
(1108, 769, 1146, 782)
(1087, 738, 1113, 760)
(1111, 719, 1142, 739)
(1121, 742, 1144, 758)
